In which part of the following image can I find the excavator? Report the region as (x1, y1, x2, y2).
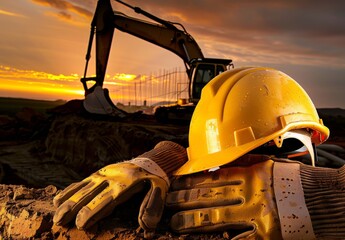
(81, 0, 233, 123)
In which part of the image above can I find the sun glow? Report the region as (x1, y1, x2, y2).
(0, 65, 143, 101)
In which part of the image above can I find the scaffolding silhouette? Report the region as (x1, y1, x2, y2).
(104, 67, 189, 106)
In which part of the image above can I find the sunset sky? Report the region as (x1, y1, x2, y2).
(0, 0, 344, 108)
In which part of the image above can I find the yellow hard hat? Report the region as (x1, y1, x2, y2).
(175, 67, 329, 175)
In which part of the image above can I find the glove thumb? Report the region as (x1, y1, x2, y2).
(138, 178, 168, 239)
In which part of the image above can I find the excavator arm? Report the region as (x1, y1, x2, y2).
(81, 0, 204, 94)
(81, 0, 232, 123)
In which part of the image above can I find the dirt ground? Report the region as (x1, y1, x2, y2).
(0, 184, 234, 239)
(0, 100, 345, 239)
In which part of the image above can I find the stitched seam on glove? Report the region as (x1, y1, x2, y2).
(128, 157, 170, 186)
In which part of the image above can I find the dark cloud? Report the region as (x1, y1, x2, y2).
(129, 0, 345, 35)
(118, 0, 345, 67)
(27, 0, 345, 67)
(31, 0, 345, 57)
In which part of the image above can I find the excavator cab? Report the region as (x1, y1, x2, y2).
(189, 58, 232, 104)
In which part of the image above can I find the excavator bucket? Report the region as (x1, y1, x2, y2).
(83, 86, 128, 118)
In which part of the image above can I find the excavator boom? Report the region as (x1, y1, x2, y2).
(112, 13, 204, 64)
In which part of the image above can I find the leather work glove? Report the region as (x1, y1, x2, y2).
(167, 154, 345, 240)
(53, 141, 187, 238)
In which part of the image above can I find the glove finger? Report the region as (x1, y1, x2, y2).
(170, 205, 255, 235)
(166, 185, 243, 210)
(76, 180, 148, 229)
(75, 186, 115, 229)
(53, 181, 108, 226)
(139, 178, 168, 231)
(53, 181, 89, 207)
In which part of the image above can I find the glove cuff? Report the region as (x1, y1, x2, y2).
(137, 141, 187, 177)
(300, 164, 345, 238)
(273, 162, 315, 240)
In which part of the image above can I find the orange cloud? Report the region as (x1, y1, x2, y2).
(0, 65, 144, 101)
(111, 73, 137, 82)
(31, 0, 92, 23)
(0, 9, 26, 18)
(0, 65, 83, 100)
(0, 65, 79, 82)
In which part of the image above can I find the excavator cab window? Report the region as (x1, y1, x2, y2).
(191, 63, 228, 101)
(192, 64, 215, 101)
(195, 64, 215, 84)
(216, 65, 225, 75)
